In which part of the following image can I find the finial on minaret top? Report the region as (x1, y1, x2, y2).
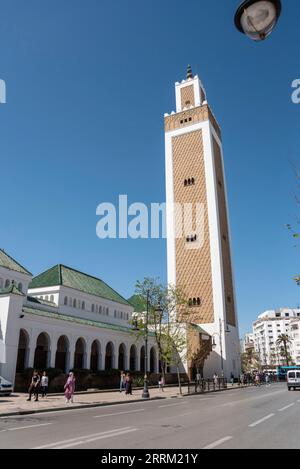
(186, 65, 194, 80)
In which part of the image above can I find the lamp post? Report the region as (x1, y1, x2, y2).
(212, 318, 230, 376)
(234, 0, 282, 42)
(142, 291, 150, 399)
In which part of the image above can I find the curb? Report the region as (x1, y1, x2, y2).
(0, 385, 252, 418)
(0, 396, 168, 418)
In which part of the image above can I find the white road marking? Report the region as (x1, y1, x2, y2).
(248, 414, 275, 428)
(177, 412, 194, 417)
(0, 423, 53, 432)
(53, 428, 138, 449)
(222, 390, 284, 407)
(159, 403, 186, 408)
(33, 426, 134, 449)
(202, 436, 233, 449)
(94, 409, 145, 418)
(278, 403, 295, 412)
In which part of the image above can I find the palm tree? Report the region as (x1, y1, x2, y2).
(276, 334, 292, 366)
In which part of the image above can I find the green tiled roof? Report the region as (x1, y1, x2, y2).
(128, 294, 147, 313)
(23, 306, 137, 334)
(29, 264, 130, 306)
(0, 284, 25, 297)
(190, 323, 210, 336)
(0, 249, 32, 276)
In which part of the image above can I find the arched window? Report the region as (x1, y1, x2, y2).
(105, 342, 114, 370)
(55, 335, 69, 373)
(91, 304, 95, 313)
(18, 282, 23, 292)
(130, 345, 137, 371)
(150, 347, 156, 373)
(5, 279, 10, 288)
(34, 332, 50, 369)
(74, 338, 86, 369)
(16, 329, 29, 372)
(64, 296, 68, 306)
(50, 295, 54, 303)
(118, 344, 126, 370)
(99, 306, 102, 314)
(90, 341, 100, 371)
(73, 299, 77, 308)
(82, 301, 85, 310)
(45, 295, 49, 301)
(106, 307, 109, 316)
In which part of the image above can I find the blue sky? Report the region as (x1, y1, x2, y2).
(0, 0, 299, 336)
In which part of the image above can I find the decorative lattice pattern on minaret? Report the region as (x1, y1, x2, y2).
(180, 85, 195, 109)
(213, 138, 236, 327)
(173, 129, 214, 324)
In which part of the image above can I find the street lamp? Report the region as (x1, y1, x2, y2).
(212, 318, 230, 376)
(234, 0, 282, 42)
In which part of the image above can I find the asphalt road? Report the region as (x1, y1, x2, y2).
(0, 383, 299, 449)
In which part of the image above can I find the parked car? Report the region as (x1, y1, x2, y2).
(0, 376, 13, 396)
(287, 370, 300, 391)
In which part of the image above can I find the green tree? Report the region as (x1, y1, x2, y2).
(276, 334, 292, 366)
(132, 278, 189, 391)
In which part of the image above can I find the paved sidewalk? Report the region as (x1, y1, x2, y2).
(0, 383, 245, 417)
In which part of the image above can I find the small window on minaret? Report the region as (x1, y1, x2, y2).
(227, 296, 232, 303)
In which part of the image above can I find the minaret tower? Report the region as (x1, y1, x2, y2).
(164, 66, 240, 378)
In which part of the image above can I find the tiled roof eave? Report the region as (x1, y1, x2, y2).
(22, 306, 151, 335)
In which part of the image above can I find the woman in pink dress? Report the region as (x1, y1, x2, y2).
(64, 372, 76, 403)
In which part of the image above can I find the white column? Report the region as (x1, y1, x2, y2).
(85, 340, 92, 370)
(69, 339, 76, 370)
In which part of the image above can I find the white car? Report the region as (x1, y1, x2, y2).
(0, 376, 13, 396)
(287, 370, 300, 391)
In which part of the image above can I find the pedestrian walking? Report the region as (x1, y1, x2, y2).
(265, 373, 270, 386)
(230, 373, 235, 386)
(125, 373, 133, 395)
(158, 375, 165, 392)
(213, 373, 219, 389)
(27, 370, 40, 402)
(119, 370, 126, 393)
(64, 372, 76, 404)
(255, 373, 260, 387)
(41, 371, 49, 398)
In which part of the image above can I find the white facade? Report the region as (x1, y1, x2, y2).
(289, 318, 300, 365)
(165, 70, 241, 379)
(241, 333, 254, 353)
(253, 308, 300, 366)
(0, 252, 159, 386)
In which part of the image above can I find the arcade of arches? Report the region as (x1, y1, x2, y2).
(16, 329, 158, 374)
